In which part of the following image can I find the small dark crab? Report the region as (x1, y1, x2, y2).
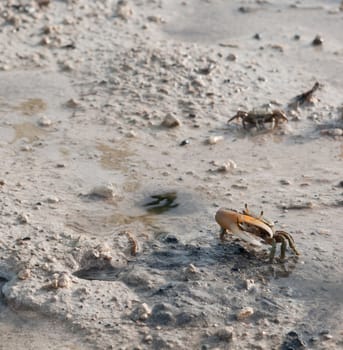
(228, 109, 288, 130)
(289, 81, 321, 109)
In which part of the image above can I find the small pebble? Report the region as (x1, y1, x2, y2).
(21, 145, 32, 152)
(322, 333, 333, 340)
(183, 263, 200, 280)
(180, 139, 189, 146)
(320, 128, 343, 137)
(217, 160, 237, 172)
(47, 196, 59, 204)
(89, 184, 116, 199)
(280, 179, 292, 185)
(147, 15, 164, 24)
(206, 135, 223, 145)
(18, 213, 29, 224)
(17, 268, 31, 280)
(57, 273, 71, 288)
(161, 114, 181, 128)
(236, 307, 254, 321)
(245, 279, 255, 291)
(65, 98, 80, 108)
(116, 0, 133, 20)
(312, 35, 323, 46)
(38, 116, 52, 127)
(131, 303, 152, 321)
(226, 53, 237, 61)
(126, 130, 137, 138)
(215, 327, 233, 342)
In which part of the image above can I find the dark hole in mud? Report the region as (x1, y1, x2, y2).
(143, 191, 179, 215)
(73, 263, 122, 281)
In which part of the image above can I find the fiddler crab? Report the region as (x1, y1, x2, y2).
(215, 204, 299, 262)
(228, 109, 288, 130)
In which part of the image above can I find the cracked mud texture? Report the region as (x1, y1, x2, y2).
(0, 0, 343, 349)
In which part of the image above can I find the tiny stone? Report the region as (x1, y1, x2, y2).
(217, 160, 237, 172)
(215, 327, 233, 342)
(183, 263, 200, 280)
(38, 116, 52, 127)
(40, 36, 51, 46)
(161, 114, 181, 128)
(18, 213, 29, 224)
(47, 196, 59, 204)
(245, 279, 255, 291)
(236, 307, 254, 321)
(143, 334, 153, 343)
(126, 130, 137, 138)
(58, 273, 71, 288)
(226, 54, 237, 61)
(206, 135, 224, 145)
(280, 179, 291, 185)
(131, 303, 152, 321)
(116, 0, 133, 20)
(320, 128, 343, 137)
(89, 184, 116, 199)
(18, 268, 31, 280)
(147, 15, 164, 23)
(21, 145, 32, 152)
(65, 98, 80, 108)
(312, 35, 323, 46)
(180, 139, 189, 146)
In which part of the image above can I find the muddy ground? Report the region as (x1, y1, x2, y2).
(0, 0, 343, 349)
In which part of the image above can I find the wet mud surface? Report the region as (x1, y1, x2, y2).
(0, 0, 343, 349)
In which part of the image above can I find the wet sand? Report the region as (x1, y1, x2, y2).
(0, 0, 343, 349)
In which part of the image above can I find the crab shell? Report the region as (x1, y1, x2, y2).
(215, 208, 274, 246)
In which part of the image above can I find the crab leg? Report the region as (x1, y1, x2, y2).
(275, 230, 300, 256)
(269, 238, 277, 262)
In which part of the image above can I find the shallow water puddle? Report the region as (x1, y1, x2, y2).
(96, 142, 132, 171)
(15, 98, 47, 116)
(12, 122, 48, 143)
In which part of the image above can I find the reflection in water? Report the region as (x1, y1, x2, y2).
(143, 191, 179, 215)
